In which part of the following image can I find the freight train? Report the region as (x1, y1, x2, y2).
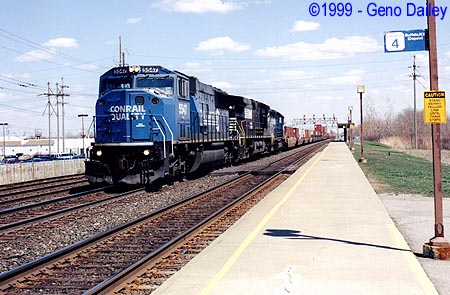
(284, 124, 327, 148)
(85, 65, 323, 185)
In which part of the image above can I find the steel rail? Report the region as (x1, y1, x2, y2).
(0, 173, 252, 288)
(0, 141, 329, 293)
(0, 186, 116, 232)
(84, 142, 328, 294)
(0, 179, 87, 205)
(0, 173, 84, 193)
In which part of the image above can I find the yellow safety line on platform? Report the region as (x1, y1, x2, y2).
(387, 223, 439, 295)
(199, 147, 328, 295)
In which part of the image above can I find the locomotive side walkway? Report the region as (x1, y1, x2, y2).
(153, 142, 438, 295)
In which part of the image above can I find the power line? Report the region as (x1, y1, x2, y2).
(0, 27, 87, 64)
(0, 74, 44, 89)
(0, 86, 43, 95)
(0, 43, 102, 74)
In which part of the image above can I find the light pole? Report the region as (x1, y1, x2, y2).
(348, 106, 354, 150)
(78, 114, 88, 158)
(357, 85, 366, 163)
(0, 123, 7, 158)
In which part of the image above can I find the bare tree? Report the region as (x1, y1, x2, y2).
(361, 95, 395, 141)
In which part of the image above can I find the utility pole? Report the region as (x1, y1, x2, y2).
(56, 82, 60, 153)
(57, 78, 69, 152)
(78, 114, 88, 157)
(0, 123, 8, 158)
(409, 55, 420, 149)
(40, 82, 56, 155)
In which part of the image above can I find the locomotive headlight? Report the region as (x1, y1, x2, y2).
(151, 97, 159, 104)
(143, 149, 150, 156)
(96, 150, 103, 157)
(129, 65, 141, 73)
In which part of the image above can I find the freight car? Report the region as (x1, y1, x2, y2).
(284, 125, 329, 147)
(85, 65, 285, 185)
(314, 124, 324, 138)
(284, 126, 299, 148)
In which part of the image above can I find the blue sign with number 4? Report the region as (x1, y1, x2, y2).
(384, 29, 428, 53)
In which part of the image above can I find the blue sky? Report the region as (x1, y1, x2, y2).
(0, 0, 449, 138)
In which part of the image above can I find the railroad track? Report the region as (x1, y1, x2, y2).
(0, 185, 117, 232)
(89, 141, 329, 295)
(0, 174, 89, 209)
(0, 140, 329, 294)
(0, 174, 85, 195)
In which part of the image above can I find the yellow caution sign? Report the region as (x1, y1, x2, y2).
(424, 91, 446, 124)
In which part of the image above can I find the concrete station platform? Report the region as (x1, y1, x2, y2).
(153, 142, 439, 295)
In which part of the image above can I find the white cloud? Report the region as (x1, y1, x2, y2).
(211, 81, 240, 90)
(313, 95, 345, 102)
(291, 20, 320, 32)
(328, 69, 365, 85)
(195, 36, 250, 54)
(42, 38, 79, 48)
(277, 70, 319, 80)
(14, 49, 56, 62)
(153, 0, 243, 13)
(1, 73, 31, 79)
(76, 63, 101, 71)
(180, 62, 212, 73)
(252, 0, 271, 4)
(127, 17, 142, 24)
(14, 37, 78, 63)
(255, 36, 380, 61)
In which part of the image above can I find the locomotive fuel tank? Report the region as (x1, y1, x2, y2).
(190, 149, 225, 172)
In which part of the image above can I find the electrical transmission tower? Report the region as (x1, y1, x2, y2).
(39, 79, 70, 155)
(40, 83, 56, 155)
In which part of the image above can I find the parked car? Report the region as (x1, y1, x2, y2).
(72, 154, 86, 159)
(1, 155, 20, 164)
(23, 157, 48, 163)
(53, 153, 77, 160)
(30, 154, 54, 161)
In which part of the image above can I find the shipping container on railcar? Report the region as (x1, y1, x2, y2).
(314, 124, 324, 138)
(284, 126, 299, 148)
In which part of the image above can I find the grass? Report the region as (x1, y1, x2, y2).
(352, 141, 450, 197)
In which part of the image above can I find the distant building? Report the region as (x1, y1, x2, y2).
(0, 137, 94, 157)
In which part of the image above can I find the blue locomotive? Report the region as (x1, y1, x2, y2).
(85, 65, 284, 185)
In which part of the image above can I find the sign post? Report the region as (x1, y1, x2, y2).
(422, 0, 450, 260)
(384, 0, 450, 259)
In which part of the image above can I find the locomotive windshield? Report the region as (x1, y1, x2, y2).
(136, 76, 174, 98)
(99, 78, 132, 94)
